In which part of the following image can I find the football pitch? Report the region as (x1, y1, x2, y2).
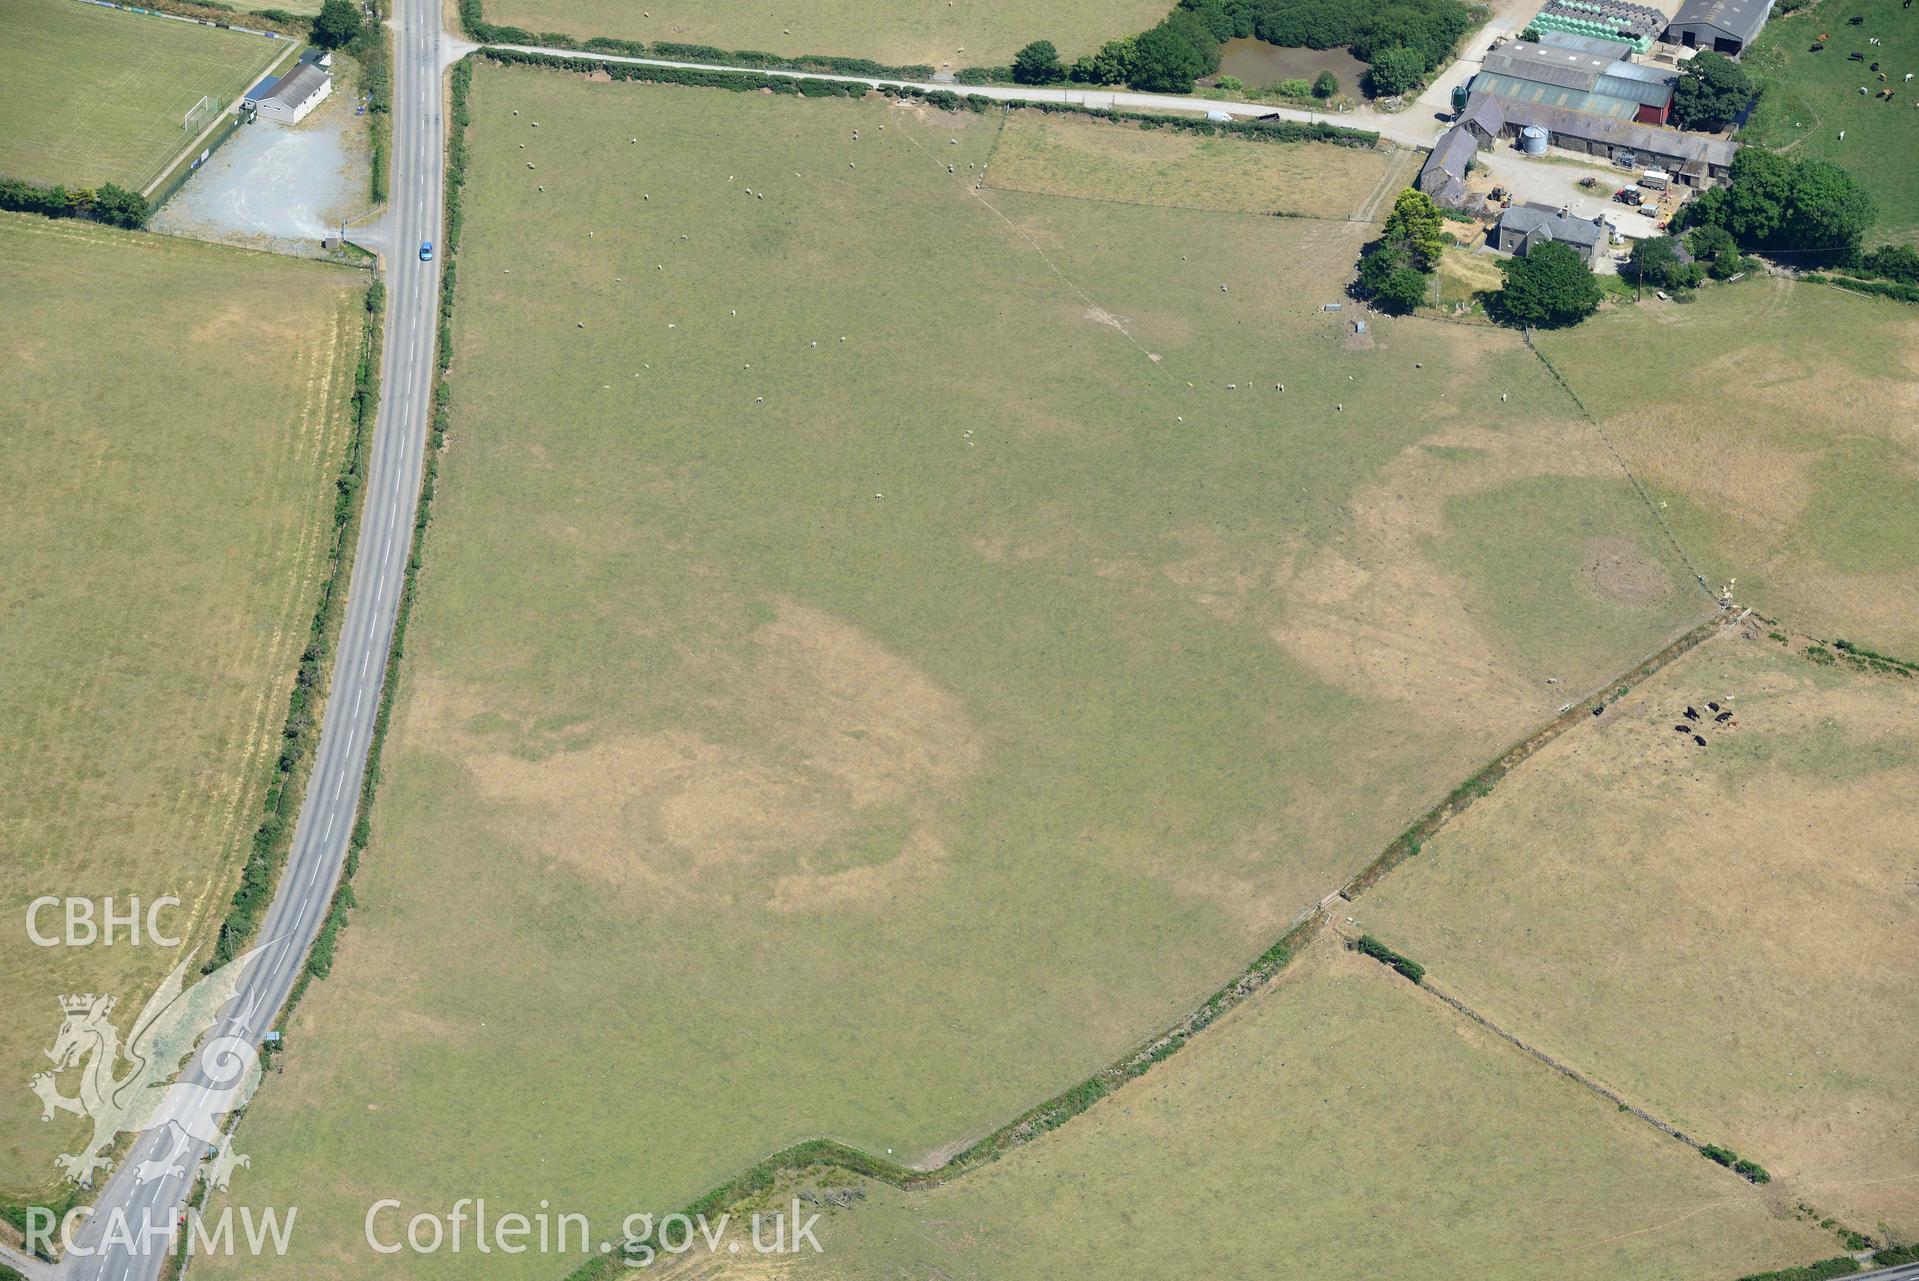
(0, 0, 290, 191)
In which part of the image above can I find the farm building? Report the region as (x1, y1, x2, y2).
(1474, 36, 1679, 124)
(244, 62, 331, 125)
(1528, 0, 1668, 53)
(1664, 0, 1773, 56)
(1493, 203, 1609, 262)
(1462, 92, 1737, 183)
(1459, 94, 1508, 147)
(1419, 121, 1485, 208)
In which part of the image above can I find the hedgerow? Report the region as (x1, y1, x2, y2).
(1352, 934, 1425, 984)
(211, 277, 384, 969)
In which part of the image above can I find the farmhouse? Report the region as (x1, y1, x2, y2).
(1493, 202, 1608, 262)
(1664, 0, 1774, 56)
(244, 62, 331, 125)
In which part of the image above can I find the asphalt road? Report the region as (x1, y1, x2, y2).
(54, 3, 444, 1277)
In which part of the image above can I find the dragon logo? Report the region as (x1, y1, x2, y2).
(28, 941, 281, 1192)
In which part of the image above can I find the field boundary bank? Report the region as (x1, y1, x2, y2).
(205, 270, 384, 970)
(566, 609, 1739, 1276)
(457, 0, 945, 81)
(336, 58, 1721, 1276)
(1365, 943, 1706, 1148)
(1522, 326, 1716, 599)
(475, 46, 1382, 149)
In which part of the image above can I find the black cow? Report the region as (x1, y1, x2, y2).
(1685, 707, 1700, 720)
(1693, 735, 1707, 746)
(1708, 702, 1720, 712)
(1675, 725, 1692, 733)
(1715, 711, 1733, 722)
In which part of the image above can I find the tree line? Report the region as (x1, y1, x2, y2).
(0, 177, 149, 228)
(1011, 0, 1472, 95)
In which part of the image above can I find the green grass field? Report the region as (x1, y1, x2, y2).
(1535, 279, 1919, 657)
(699, 943, 1833, 1281)
(475, 0, 1171, 68)
(981, 110, 1398, 218)
(204, 70, 1707, 1279)
(0, 0, 289, 191)
(0, 213, 365, 1201)
(1357, 631, 1919, 1237)
(1742, 0, 1919, 244)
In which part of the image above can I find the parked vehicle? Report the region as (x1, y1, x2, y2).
(419, 241, 434, 261)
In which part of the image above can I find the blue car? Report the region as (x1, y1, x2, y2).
(419, 241, 434, 262)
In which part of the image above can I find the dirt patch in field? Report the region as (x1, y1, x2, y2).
(1274, 412, 1623, 730)
(766, 825, 947, 914)
(749, 599, 982, 809)
(404, 603, 980, 908)
(1582, 536, 1672, 604)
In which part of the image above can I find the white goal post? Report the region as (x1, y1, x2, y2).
(183, 94, 213, 132)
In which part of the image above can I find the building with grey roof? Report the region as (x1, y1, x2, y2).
(1494, 202, 1609, 262)
(1418, 122, 1485, 210)
(246, 61, 332, 125)
(1462, 92, 1737, 183)
(1473, 38, 1679, 122)
(1665, 0, 1774, 55)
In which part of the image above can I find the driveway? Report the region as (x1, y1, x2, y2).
(152, 79, 371, 257)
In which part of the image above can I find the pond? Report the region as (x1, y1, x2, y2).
(1209, 38, 1372, 94)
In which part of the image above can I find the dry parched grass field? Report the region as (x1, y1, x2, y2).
(207, 72, 1709, 1278)
(474, 0, 1173, 69)
(1358, 629, 1919, 1238)
(0, 0, 288, 190)
(1536, 281, 1919, 658)
(0, 214, 364, 1200)
(670, 943, 1834, 1281)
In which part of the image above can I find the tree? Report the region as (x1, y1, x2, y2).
(1313, 69, 1339, 98)
(1354, 235, 1432, 312)
(312, 0, 363, 48)
(88, 182, 149, 229)
(1090, 37, 1138, 85)
(1625, 235, 1703, 289)
(1786, 158, 1875, 264)
(1012, 39, 1067, 85)
(1493, 241, 1602, 328)
(1375, 263, 1431, 311)
(1694, 148, 1876, 266)
(1126, 12, 1220, 92)
(1365, 45, 1425, 97)
(1685, 222, 1743, 278)
(1381, 188, 1445, 270)
(1669, 51, 1753, 131)
(1861, 243, 1919, 283)
(1217, 74, 1244, 91)
(1356, 237, 1411, 298)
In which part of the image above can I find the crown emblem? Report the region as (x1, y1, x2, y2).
(59, 994, 111, 1014)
